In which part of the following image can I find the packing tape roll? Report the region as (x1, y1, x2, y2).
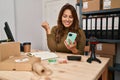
(32, 62, 52, 76)
(32, 62, 45, 75)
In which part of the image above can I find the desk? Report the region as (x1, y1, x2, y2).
(0, 52, 109, 80)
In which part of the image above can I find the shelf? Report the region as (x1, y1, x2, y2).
(82, 8, 120, 16)
(86, 39, 120, 43)
(76, 2, 120, 43)
(109, 63, 120, 72)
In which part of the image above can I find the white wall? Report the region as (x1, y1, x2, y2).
(15, 0, 43, 49)
(0, 0, 15, 40)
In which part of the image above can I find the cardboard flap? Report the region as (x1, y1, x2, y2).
(0, 42, 20, 61)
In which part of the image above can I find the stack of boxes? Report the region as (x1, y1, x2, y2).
(76, 0, 120, 12)
(0, 42, 41, 71)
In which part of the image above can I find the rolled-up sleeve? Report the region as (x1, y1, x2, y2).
(47, 26, 57, 52)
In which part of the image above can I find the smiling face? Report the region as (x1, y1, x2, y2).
(62, 9, 74, 28)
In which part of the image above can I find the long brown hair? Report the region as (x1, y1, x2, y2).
(55, 3, 81, 43)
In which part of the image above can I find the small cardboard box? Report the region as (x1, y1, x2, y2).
(80, 0, 102, 12)
(0, 56, 41, 71)
(95, 43, 116, 55)
(0, 42, 20, 61)
(103, 0, 120, 9)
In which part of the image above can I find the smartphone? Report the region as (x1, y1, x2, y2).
(66, 32, 77, 45)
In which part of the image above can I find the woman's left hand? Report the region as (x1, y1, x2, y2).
(64, 40, 78, 54)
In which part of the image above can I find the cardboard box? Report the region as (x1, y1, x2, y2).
(0, 42, 20, 61)
(95, 43, 116, 55)
(77, 0, 102, 12)
(111, 0, 120, 9)
(0, 56, 41, 71)
(103, 0, 120, 9)
(96, 54, 114, 67)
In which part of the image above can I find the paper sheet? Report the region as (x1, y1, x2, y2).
(30, 51, 58, 60)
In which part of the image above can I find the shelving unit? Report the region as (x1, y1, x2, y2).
(76, 1, 120, 80)
(76, 1, 120, 43)
(82, 8, 120, 15)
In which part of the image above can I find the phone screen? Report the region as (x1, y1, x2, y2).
(66, 32, 77, 45)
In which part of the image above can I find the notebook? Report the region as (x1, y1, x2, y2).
(30, 51, 58, 60)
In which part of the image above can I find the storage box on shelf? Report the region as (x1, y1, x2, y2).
(77, 0, 103, 12)
(95, 43, 116, 67)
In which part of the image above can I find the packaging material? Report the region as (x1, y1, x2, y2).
(0, 42, 20, 61)
(103, 0, 120, 9)
(32, 62, 52, 76)
(0, 56, 41, 71)
(80, 0, 102, 12)
(95, 43, 116, 55)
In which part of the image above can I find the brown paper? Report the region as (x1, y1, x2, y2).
(32, 62, 52, 76)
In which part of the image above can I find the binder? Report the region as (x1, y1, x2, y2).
(118, 16, 120, 39)
(107, 17, 112, 39)
(83, 18, 86, 30)
(113, 16, 119, 39)
(102, 17, 107, 39)
(92, 18, 95, 30)
(87, 18, 92, 38)
(91, 18, 95, 37)
(96, 18, 101, 38)
(87, 18, 91, 30)
(114, 17, 119, 29)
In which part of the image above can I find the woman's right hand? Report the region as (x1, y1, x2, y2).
(41, 21, 51, 34)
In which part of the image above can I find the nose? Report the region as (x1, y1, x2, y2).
(66, 17, 69, 21)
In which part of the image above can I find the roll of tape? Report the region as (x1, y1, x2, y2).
(32, 62, 45, 75)
(32, 62, 52, 76)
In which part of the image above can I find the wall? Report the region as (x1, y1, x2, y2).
(0, 0, 15, 40)
(15, 0, 43, 49)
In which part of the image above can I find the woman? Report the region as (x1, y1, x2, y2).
(41, 3, 86, 55)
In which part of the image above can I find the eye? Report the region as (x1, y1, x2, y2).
(69, 15, 73, 19)
(62, 15, 67, 18)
